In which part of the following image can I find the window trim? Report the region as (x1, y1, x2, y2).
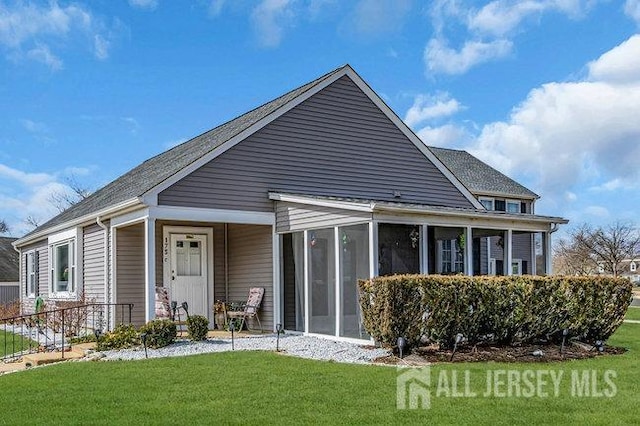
(506, 199, 521, 214)
(478, 197, 495, 211)
(26, 250, 37, 298)
(47, 227, 82, 299)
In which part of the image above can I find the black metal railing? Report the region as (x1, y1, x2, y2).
(1, 303, 133, 362)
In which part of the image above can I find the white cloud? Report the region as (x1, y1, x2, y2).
(250, 0, 295, 48)
(467, 0, 588, 37)
(0, 163, 94, 236)
(26, 43, 63, 70)
(404, 92, 463, 127)
(208, 0, 226, 16)
(20, 118, 55, 144)
(625, 0, 640, 24)
(585, 205, 610, 218)
(424, 37, 512, 75)
(129, 0, 159, 10)
(587, 34, 640, 84)
(564, 191, 577, 202)
(416, 124, 471, 148)
(0, 2, 115, 68)
(466, 34, 640, 206)
(351, 0, 411, 35)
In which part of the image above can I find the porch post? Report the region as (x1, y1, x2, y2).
(303, 230, 310, 333)
(505, 229, 513, 276)
(545, 231, 552, 275)
(369, 221, 377, 278)
(421, 225, 428, 274)
(272, 229, 281, 332)
(465, 226, 473, 276)
(144, 217, 156, 323)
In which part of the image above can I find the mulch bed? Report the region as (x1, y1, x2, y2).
(374, 342, 627, 365)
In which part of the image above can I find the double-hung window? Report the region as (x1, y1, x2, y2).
(51, 240, 75, 295)
(479, 197, 494, 210)
(26, 251, 37, 297)
(506, 200, 521, 213)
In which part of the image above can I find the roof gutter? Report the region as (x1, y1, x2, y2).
(13, 198, 143, 248)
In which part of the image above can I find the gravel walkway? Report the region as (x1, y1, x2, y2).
(98, 334, 390, 364)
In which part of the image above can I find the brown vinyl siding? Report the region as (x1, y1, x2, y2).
(159, 76, 473, 211)
(227, 224, 273, 330)
(83, 223, 107, 303)
(275, 202, 371, 233)
(115, 223, 145, 326)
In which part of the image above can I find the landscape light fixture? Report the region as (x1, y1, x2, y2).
(595, 340, 605, 353)
(561, 328, 569, 354)
(276, 323, 284, 352)
(181, 302, 189, 318)
(229, 319, 236, 350)
(396, 336, 408, 359)
(94, 329, 102, 342)
(450, 333, 464, 362)
(140, 332, 149, 359)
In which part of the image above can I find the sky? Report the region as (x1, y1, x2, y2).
(1, 0, 639, 237)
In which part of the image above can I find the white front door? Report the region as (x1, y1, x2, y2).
(169, 233, 208, 317)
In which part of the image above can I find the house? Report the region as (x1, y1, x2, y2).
(0, 236, 19, 305)
(13, 65, 567, 342)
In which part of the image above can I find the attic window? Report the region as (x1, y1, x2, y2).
(506, 200, 520, 213)
(479, 197, 494, 210)
(631, 262, 637, 272)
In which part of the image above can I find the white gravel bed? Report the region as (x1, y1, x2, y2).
(98, 334, 390, 364)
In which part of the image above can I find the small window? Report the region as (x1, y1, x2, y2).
(506, 200, 521, 213)
(51, 240, 75, 295)
(479, 197, 494, 210)
(631, 262, 637, 272)
(495, 200, 506, 211)
(26, 251, 37, 297)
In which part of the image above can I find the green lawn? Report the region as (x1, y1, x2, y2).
(0, 330, 36, 357)
(625, 306, 640, 321)
(0, 324, 638, 425)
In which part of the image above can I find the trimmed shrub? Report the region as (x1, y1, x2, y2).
(359, 275, 632, 349)
(186, 315, 209, 341)
(139, 319, 177, 349)
(96, 324, 139, 351)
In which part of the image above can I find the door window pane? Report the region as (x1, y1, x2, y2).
(339, 224, 370, 339)
(308, 228, 335, 335)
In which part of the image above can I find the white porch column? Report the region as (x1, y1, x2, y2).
(545, 231, 552, 275)
(505, 229, 513, 276)
(144, 217, 156, 323)
(272, 229, 281, 332)
(421, 225, 429, 274)
(369, 222, 377, 278)
(334, 227, 341, 337)
(303, 230, 310, 333)
(465, 226, 473, 276)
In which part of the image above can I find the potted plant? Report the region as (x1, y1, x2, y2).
(213, 300, 227, 330)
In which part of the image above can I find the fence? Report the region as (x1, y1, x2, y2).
(1, 303, 133, 362)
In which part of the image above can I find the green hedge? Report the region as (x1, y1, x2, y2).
(358, 275, 632, 349)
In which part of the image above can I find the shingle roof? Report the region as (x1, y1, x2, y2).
(429, 147, 539, 199)
(0, 237, 18, 282)
(23, 65, 348, 240)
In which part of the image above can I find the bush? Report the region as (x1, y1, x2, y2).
(359, 275, 633, 349)
(186, 315, 209, 341)
(139, 319, 177, 349)
(96, 324, 139, 351)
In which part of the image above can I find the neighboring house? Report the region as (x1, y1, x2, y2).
(13, 65, 567, 342)
(0, 237, 19, 305)
(598, 258, 640, 284)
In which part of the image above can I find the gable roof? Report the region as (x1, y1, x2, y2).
(17, 64, 483, 245)
(429, 147, 539, 199)
(21, 66, 348, 240)
(0, 237, 18, 282)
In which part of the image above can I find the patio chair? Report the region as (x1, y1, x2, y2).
(226, 287, 264, 333)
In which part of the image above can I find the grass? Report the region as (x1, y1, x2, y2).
(0, 324, 638, 425)
(625, 306, 640, 321)
(0, 330, 36, 357)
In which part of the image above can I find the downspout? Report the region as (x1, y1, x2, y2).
(96, 217, 109, 306)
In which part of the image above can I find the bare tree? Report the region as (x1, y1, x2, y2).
(48, 175, 92, 213)
(554, 222, 640, 277)
(24, 216, 41, 230)
(0, 219, 8, 235)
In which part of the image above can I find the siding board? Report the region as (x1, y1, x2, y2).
(159, 76, 472, 211)
(115, 224, 145, 326)
(276, 202, 371, 233)
(83, 223, 106, 303)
